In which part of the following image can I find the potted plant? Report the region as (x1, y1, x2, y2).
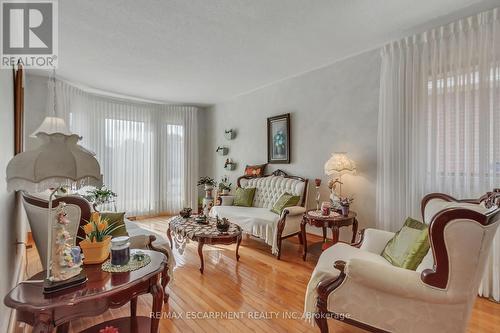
(218, 176, 232, 195)
(79, 212, 124, 264)
(339, 196, 354, 216)
(197, 176, 216, 191)
(85, 186, 117, 204)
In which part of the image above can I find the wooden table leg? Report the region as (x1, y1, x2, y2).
(198, 239, 205, 274)
(161, 266, 170, 303)
(236, 234, 242, 261)
(301, 217, 308, 261)
(150, 279, 164, 333)
(322, 226, 327, 243)
(167, 225, 173, 249)
(351, 218, 359, 244)
(331, 226, 339, 244)
(33, 314, 54, 333)
(130, 296, 137, 317)
(56, 322, 70, 333)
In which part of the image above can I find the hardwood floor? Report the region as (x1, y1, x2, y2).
(18, 216, 500, 333)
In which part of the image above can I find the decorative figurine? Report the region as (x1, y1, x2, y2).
(216, 216, 230, 232)
(49, 202, 84, 282)
(180, 207, 192, 218)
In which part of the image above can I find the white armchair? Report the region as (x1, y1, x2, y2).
(306, 190, 500, 333)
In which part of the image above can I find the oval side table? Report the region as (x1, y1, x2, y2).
(4, 250, 167, 333)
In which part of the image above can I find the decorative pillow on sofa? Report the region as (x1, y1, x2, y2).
(244, 164, 267, 177)
(234, 187, 256, 207)
(381, 217, 430, 270)
(100, 212, 128, 237)
(271, 193, 300, 215)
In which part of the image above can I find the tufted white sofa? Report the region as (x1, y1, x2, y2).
(210, 170, 308, 259)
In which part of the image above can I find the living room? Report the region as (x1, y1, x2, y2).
(1, 1, 500, 332)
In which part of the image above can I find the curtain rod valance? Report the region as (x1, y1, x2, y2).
(49, 76, 199, 109)
(382, 7, 499, 52)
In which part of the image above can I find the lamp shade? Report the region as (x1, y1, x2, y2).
(6, 133, 102, 192)
(324, 152, 356, 176)
(30, 116, 72, 137)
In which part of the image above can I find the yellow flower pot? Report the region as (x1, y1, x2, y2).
(80, 236, 111, 264)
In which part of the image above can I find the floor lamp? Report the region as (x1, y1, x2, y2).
(6, 125, 102, 292)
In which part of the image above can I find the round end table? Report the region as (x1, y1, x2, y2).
(301, 210, 358, 261)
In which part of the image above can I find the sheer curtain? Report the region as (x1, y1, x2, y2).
(52, 79, 198, 216)
(377, 8, 500, 300)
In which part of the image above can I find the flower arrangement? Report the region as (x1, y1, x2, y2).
(85, 186, 117, 205)
(274, 130, 286, 155)
(197, 176, 216, 187)
(339, 195, 354, 207)
(81, 212, 123, 243)
(99, 326, 119, 333)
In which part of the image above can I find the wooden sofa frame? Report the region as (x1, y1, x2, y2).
(237, 169, 309, 260)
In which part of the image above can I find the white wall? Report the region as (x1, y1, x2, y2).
(0, 69, 27, 332)
(204, 49, 380, 238)
(24, 74, 49, 150)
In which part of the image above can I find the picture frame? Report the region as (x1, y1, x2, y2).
(267, 113, 290, 164)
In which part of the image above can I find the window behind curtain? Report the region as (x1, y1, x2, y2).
(68, 98, 187, 216)
(427, 66, 500, 194)
(159, 124, 184, 212)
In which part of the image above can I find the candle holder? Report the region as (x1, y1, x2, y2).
(314, 178, 322, 211)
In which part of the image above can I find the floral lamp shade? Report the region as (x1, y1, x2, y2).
(6, 132, 102, 192)
(324, 152, 356, 176)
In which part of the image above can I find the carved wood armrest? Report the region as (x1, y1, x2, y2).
(351, 229, 365, 248)
(316, 260, 347, 312)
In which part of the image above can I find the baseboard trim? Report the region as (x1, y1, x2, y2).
(7, 244, 27, 333)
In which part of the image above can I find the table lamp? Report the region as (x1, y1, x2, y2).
(324, 152, 356, 206)
(6, 121, 102, 293)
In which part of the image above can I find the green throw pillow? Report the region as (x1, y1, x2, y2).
(100, 212, 128, 237)
(271, 193, 300, 214)
(381, 217, 430, 270)
(234, 187, 256, 207)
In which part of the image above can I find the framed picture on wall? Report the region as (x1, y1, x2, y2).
(267, 113, 290, 164)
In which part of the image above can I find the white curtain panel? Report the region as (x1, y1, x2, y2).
(377, 8, 500, 300)
(52, 80, 199, 216)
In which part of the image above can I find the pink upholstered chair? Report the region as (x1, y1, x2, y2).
(306, 190, 500, 333)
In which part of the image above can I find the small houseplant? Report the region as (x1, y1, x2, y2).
(79, 212, 124, 264)
(218, 176, 232, 195)
(85, 186, 117, 205)
(197, 176, 216, 190)
(339, 196, 354, 216)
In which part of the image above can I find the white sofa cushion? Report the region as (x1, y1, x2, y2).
(239, 175, 305, 208)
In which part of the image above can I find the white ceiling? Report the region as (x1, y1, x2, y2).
(51, 0, 495, 104)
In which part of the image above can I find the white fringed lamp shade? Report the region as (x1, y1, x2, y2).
(6, 133, 102, 192)
(324, 152, 356, 176)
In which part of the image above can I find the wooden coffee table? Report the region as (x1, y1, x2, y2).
(301, 210, 358, 261)
(167, 215, 242, 274)
(4, 250, 167, 333)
